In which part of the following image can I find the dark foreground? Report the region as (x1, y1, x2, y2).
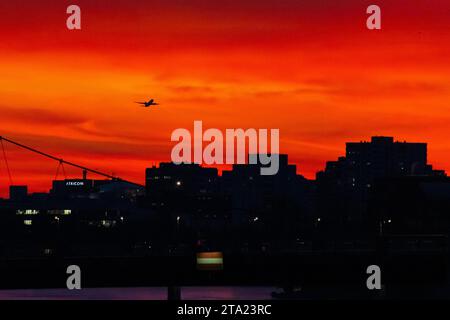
(0, 250, 449, 299)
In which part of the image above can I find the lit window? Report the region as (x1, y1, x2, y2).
(101, 220, 116, 228)
(21, 209, 39, 215)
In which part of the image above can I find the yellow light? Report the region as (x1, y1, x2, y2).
(18, 209, 39, 215)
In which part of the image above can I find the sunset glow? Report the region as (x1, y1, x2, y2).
(1, 0, 450, 196)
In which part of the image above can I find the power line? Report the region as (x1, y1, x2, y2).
(0, 136, 144, 188)
(1, 139, 13, 185)
(54, 161, 68, 181)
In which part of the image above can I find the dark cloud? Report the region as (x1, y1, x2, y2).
(0, 106, 88, 127)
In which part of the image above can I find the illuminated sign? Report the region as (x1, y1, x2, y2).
(66, 181, 84, 186)
(196, 252, 224, 271)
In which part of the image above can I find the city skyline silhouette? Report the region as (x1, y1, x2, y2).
(1, 132, 450, 294)
(1, 134, 447, 198)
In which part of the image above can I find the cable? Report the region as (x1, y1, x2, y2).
(61, 162, 67, 179)
(1, 139, 13, 185)
(0, 136, 143, 187)
(54, 162, 60, 180)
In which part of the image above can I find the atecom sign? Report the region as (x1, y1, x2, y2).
(65, 181, 85, 186)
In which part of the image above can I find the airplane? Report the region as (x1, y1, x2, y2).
(135, 99, 160, 107)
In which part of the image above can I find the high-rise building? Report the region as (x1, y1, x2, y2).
(145, 163, 225, 228)
(222, 154, 312, 234)
(146, 163, 218, 194)
(316, 137, 445, 228)
(345, 136, 433, 189)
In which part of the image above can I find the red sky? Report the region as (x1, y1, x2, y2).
(0, 0, 450, 196)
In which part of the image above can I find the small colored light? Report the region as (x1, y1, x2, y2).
(197, 252, 224, 271)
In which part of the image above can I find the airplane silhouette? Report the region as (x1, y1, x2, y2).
(135, 99, 160, 107)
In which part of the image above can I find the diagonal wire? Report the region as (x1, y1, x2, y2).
(61, 162, 67, 179)
(0, 136, 143, 187)
(54, 161, 61, 180)
(1, 139, 13, 185)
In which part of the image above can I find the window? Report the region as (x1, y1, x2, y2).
(16, 209, 39, 215)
